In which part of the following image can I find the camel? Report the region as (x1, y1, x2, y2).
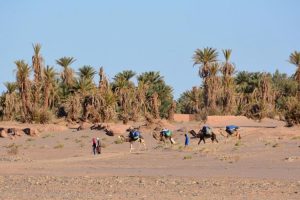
(189, 129, 218, 144)
(152, 130, 176, 145)
(119, 129, 147, 152)
(219, 128, 241, 140)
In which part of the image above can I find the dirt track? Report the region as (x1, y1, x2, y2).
(0, 117, 300, 199)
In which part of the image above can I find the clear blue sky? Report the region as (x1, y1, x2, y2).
(0, 0, 299, 99)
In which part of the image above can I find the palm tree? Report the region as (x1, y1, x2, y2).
(74, 77, 95, 95)
(177, 87, 204, 114)
(193, 47, 219, 112)
(289, 51, 300, 99)
(289, 51, 300, 79)
(137, 71, 173, 119)
(43, 66, 57, 110)
(32, 43, 44, 109)
(193, 47, 218, 78)
(56, 57, 76, 90)
(2, 82, 19, 120)
(15, 60, 32, 121)
(78, 65, 96, 80)
(137, 71, 163, 86)
(221, 49, 235, 114)
(112, 70, 136, 123)
(206, 63, 221, 112)
(3, 82, 18, 94)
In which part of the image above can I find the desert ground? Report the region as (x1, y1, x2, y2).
(0, 116, 299, 200)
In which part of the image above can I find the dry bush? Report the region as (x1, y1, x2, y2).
(33, 109, 53, 124)
(284, 98, 300, 126)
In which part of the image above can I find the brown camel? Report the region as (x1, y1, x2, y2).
(119, 134, 147, 153)
(219, 129, 241, 140)
(189, 129, 218, 144)
(152, 131, 176, 145)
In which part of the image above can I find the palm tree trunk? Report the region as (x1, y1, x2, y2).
(44, 84, 49, 110)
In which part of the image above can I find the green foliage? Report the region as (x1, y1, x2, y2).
(2, 44, 300, 128)
(137, 71, 174, 118)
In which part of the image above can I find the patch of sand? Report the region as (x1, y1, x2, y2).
(0, 117, 299, 199)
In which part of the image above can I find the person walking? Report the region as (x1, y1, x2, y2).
(92, 137, 97, 155)
(184, 133, 190, 147)
(96, 137, 101, 154)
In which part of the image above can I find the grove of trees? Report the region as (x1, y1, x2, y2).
(0, 45, 299, 126)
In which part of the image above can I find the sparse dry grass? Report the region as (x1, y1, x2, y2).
(26, 138, 35, 142)
(74, 139, 81, 143)
(6, 143, 20, 155)
(114, 138, 123, 144)
(235, 140, 242, 147)
(183, 155, 192, 160)
(42, 134, 50, 139)
(101, 143, 107, 148)
(54, 143, 64, 149)
(291, 136, 300, 140)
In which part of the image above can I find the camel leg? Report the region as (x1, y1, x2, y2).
(140, 139, 147, 150)
(130, 142, 134, 153)
(198, 138, 203, 145)
(236, 131, 241, 140)
(170, 137, 176, 145)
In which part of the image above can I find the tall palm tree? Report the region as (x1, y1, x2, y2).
(56, 57, 76, 89)
(15, 60, 32, 121)
(137, 71, 172, 118)
(289, 51, 300, 80)
(177, 87, 204, 114)
(289, 51, 300, 99)
(137, 71, 163, 86)
(78, 65, 96, 80)
(193, 47, 218, 78)
(221, 49, 235, 114)
(206, 63, 221, 112)
(98, 66, 109, 91)
(32, 43, 44, 109)
(193, 47, 219, 112)
(3, 82, 18, 94)
(112, 70, 136, 123)
(74, 77, 95, 95)
(43, 66, 57, 110)
(75, 65, 96, 95)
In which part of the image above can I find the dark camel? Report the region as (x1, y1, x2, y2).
(189, 129, 218, 144)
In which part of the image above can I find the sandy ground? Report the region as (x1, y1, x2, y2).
(0, 117, 300, 200)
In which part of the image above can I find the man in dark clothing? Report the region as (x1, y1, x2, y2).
(92, 137, 97, 155)
(96, 137, 101, 154)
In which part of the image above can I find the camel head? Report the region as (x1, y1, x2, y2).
(189, 129, 197, 137)
(152, 131, 161, 141)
